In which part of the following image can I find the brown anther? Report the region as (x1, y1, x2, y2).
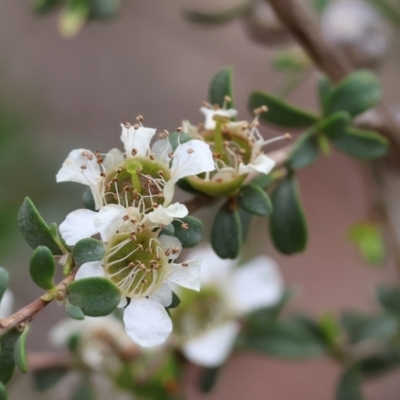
(146, 247, 153, 254)
(153, 264, 161, 270)
(165, 249, 171, 256)
(129, 262, 135, 268)
(116, 168, 122, 173)
(239, 149, 246, 154)
(172, 246, 180, 254)
(80, 165, 87, 170)
(182, 262, 188, 267)
(260, 105, 268, 112)
(158, 191, 164, 197)
(113, 194, 118, 200)
(134, 124, 140, 130)
(202, 101, 211, 107)
(96, 158, 103, 164)
(152, 203, 159, 208)
(224, 95, 232, 103)
(216, 178, 223, 183)
(212, 104, 220, 110)
(137, 244, 143, 250)
(142, 278, 148, 284)
(87, 154, 94, 161)
(181, 223, 189, 230)
(176, 127, 183, 133)
(156, 255, 161, 261)
(149, 154, 155, 160)
(285, 133, 292, 140)
(130, 233, 137, 241)
(187, 149, 194, 154)
(213, 152, 221, 159)
(100, 171, 106, 178)
(124, 122, 132, 128)
(123, 215, 130, 221)
(136, 115, 144, 122)
(158, 170, 164, 177)
(131, 149, 138, 156)
(168, 151, 174, 158)
(124, 185, 130, 191)
(111, 177, 118, 183)
(82, 150, 88, 156)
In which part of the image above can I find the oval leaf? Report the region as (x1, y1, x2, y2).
(331, 127, 388, 159)
(14, 325, 29, 373)
(270, 175, 308, 254)
(32, 366, 69, 391)
(0, 268, 9, 303)
(211, 201, 242, 259)
(326, 70, 382, 117)
(319, 111, 350, 140)
(172, 216, 204, 248)
(288, 130, 319, 169)
(66, 303, 85, 320)
(200, 367, 220, 393)
(318, 74, 332, 116)
(336, 368, 364, 400)
(0, 382, 7, 400)
(249, 91, 318, 128)
(209, 67, 234, 109)
(0, 329, 21, 384)
(72, 238, 105, 267)
(82, 187, 96, 211)
(238, 184, 273, 216)
(376, 285, 400, 316)
(17, 197, 61, 255)
(29, 246, 56, 290)
(68, 277, 120, 317)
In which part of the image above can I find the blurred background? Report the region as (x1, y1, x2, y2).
(1, 0, 400, 398)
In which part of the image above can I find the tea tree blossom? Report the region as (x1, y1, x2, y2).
(172, 246, 283, 367)
(59, 203, 201, 347)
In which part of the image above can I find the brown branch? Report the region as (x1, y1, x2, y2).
(0, 271, 76, 336)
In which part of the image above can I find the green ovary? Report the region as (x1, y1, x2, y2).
(105, 231, 168, 298)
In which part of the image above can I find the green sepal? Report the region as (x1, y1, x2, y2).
(0, 382, 7, 400)
(209, 67, 234, 109)
(65, 302, 85, 320)
(172, 216, 203, 248)
(288, 129, 319, 169)
(211, 201, 242, 259)
(168, 131, 193, 151)
(0, 329, 21, 384)
(72, 238, 105, 267)
(14, 325, 29, 373)
(336, 367, 364, 400)
(82, 187, 96, 211)
(166, 291, 181, 309)
(332, 127, 388, 159)
(0, 268, 9, 303)
(68, 277, 120, 317)
(17, 197, 61, 255)
(318, 111, 350, 140)
(32, 367, 69, 391)
(325, 70, 382, 117)
(29, 246, 56, 290)
(248, 91, 318, 128)
(160, 224, 175, 237)
(237, 184, 273, 216)
(199, 367, 220, 393)
(269, 174, 308, 255)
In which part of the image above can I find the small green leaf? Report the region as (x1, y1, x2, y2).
(348, 222, 385, 266)
(237, 184, 273, 216)
(71, 377, 96, 400)
(376, 285, 400, 316)
(0, 382, 7, 400)
(288, 129, 319, 169)
(72, 238, 105, 267)
(318, 111, 350, 140)
(32, 367, 69, 391)
(331, 127, 388, 159)
(0, 268, 9, 303)
(82, 187, 96, 211)
(270, 175, 308, 255)
(17, 197, 61, 255)
(200, 367, 220, 393)
(318, 74, 332, 116)
(249, 91, 318, 128)
(172, 216, 203, 248)
(211, 201, 242, 259)
(239, 208, 253, 242)
(209, 67, 234, 109)
(358, 347, 400, 377)
(0, 329, 21, 384)
(168, 131, 192, 151)
(166, 291, 181, 309)
(326, 70, 382, 117)
(29, 246, 56, 290)
(336, 368, 364, 400)
(14, 325, 29, 373)
(65, 303, 85, 320)
(68, 277, 120, 317)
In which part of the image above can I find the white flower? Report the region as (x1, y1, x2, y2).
(175, 246, 284, 367)
(200, 106, 238, 130)
(59, 204, 202, 348)
(0, 289, 13, 319)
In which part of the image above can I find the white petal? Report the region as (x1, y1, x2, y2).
(211, 167, 238, 182)
(238, 154, 275, 175)
(123, 298, 172, 347)
(118, 297, 128, 308)
(0, 289, 13, 319)
(182, 321, 240, 367)
(59, 209, 98, 246)
(56, 149, 101, 186)
(148, 283, 173, 307)
(200, 107, 238, 130)
(120, 124, 156, 156)
(93, 204, 127, 242)
(75, 261, 105, 280)
(148, 203, 188, 226)
(151, 139, 173, 165)
(168, 259, 201, 291)
(159, 235, 182, 260)
(230, 256, 284, 314)
(170, 140, 215, 181)
(103, 148, 124, 172)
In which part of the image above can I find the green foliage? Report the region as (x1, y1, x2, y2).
(318, 75, 332, 115)
(90, 0, 120, 20)
(237, 184, 273, 216)
(172, 216, 203, 248)
(29, 246, 56, 290)
(336, 368, 364, 400)
(71, 377, 96, 400)
(0, 268, 9, 303)
(376, 285, 400, 316)
(348, 222, 385, 266)
(357, 348, 400, 377)
(200, 367, 220, 393)
(318, 112, 350, 140)
(0, 382, 7, 400)
(160, 224, 175, 237)
(0, 329, 21, 384)
(211, 201, 242, 259)
(238, 208, 253, 242)
(288, 129, 319, 169)
(270, 175, 308, 255)
(312, 0, 330, 14)
(72, 238, 105, 266)
(17, 197, 61, 255)
(209, 67, 234, 109)
(68, 277, 120, 317)
(14, 325, 29, 373)
(32, 367, 69, 391)
(325, 71, 382, 117)
(82, 188, 96, 211)
(248, 91, 318, 128)
(65, 302, 85, 320)
(168, 131, 192, 151)
(365, 0, 400, 30)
